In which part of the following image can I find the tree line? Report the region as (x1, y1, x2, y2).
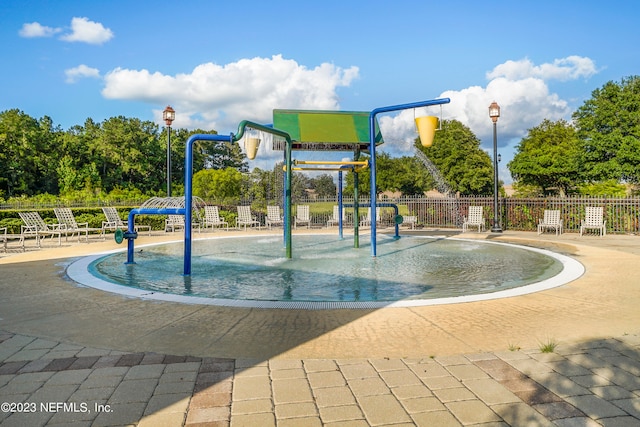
(1, 75, 638, 202)
(509, 75, 640, 196)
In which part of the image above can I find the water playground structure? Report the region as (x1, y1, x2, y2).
(88, 96, 586, 307)
(119, 97, 451, 275)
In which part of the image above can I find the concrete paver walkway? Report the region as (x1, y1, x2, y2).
(1, 229, 639, 426)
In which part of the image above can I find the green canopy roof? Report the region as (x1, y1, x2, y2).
(272, 109, 383, 152)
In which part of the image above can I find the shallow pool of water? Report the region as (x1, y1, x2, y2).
(88, 234, 565, 303)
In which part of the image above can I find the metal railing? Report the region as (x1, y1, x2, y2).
(3, 195, 640, 234)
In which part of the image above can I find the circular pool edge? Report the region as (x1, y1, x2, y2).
(66, 234, 585, 310)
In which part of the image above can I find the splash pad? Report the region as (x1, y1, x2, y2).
(68, 234, 584, 310)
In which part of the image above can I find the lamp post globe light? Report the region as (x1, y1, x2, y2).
(163, 105, 176, 197)
(489, 101, 502, 233)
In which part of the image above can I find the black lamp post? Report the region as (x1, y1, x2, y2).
(163, 105, 176, 197)
(489, 101, 502, 233)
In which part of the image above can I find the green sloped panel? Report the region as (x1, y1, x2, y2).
(273, 109, 383, 150)
(298, 113, 359, 143)
(272, 111, 301, 141)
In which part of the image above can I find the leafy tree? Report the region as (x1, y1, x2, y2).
(79, 116, 161, 193)
(383, 156, 435, 195)
(416, 119, 493, 195)
(508, 119, 580, 196)
(193, 167, 243, 202)
(0, 109, 62, 196)
(291, 171, 310, 201)
(242, 167, 271, 205)
(344, 153, 435, 196)
(58, 119, 103, 195)
(188, 129, 247, 172)
(309, 174, 336, 198)
(57, 155, 101, 195)
(573, 75, 640, 183)
(577, 179, 627, 196)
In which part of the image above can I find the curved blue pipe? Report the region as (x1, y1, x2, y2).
(183, 134, 234, 275)
(183, 123, 293, 275)
(368, 97, 450, 257)
(126, 207, 185, 264)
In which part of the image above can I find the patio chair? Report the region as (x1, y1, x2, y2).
(537, 209, 563, 235)
(202, 206, 229, 231)
(327, 205, 346, 227)
(580, 206, 606, 237)
(360, 207, 381, 227)
(164, 214, 201, 233)
(236, 206, 261, 230)
(402, 215, 417, 230)
(19, 211, 64, 247)
(294, 205, 311, 229)
(54, 207, 100, 242)
(165, 215, 182, 232)
(165, 215, 184, 232)
(266, 205, 284, 229)
(462, 206, 485, 232)
(1, 227, 26, 252)
(101, 207, 151, 238)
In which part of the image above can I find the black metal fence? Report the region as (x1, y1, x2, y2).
(403, 195, 640, 234)
(3, 195, 640, 234)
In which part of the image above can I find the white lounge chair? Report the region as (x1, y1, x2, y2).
(360, 207, 381, 227)
(402, 215, 417, 230)
(462, 206, 485, 232)
(19, 211, 64, 247)
(202, 206, 229, 231)
(266, 205, 283, 229)
(101, 207, 151, 238)
(54, 208, 100, 242)
(327, 205, 346, 227)
(294, 205, 311, 229)
(236, 206, 261, 230)
(0, 227, 21, 252)
(164, 214, 201, 233)
(538, 209, 563, 235)
(165, 215, 183, 232)
(580, 206, 606, 237)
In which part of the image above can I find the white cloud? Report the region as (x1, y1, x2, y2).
(65, 64, 100, 83)
(100, 54, 595, 173)
(378, 56, 596, 157)
(103, 54, 359, 128)
(102, 55, 358, 167)
(19, 22, 61, 38)
(60, 17, 114, 45)
(487, 56, 597, 81)
(374, 56, 598, 184)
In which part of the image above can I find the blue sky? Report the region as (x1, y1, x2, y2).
(2, 0, 639, 183)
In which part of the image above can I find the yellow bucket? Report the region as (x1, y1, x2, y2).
(415, 116, 439, 147)
(245, 137, 261, 160)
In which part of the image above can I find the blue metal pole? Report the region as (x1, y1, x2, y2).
(282, 150, 286, 247)
(284, 135, 292, 256)
(368, 118, 377, 257)
(183, 134, 234, 275)
(338, 170, 343, 240)
(368, 97, 450, 257)
(353, 170, 359, 248)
